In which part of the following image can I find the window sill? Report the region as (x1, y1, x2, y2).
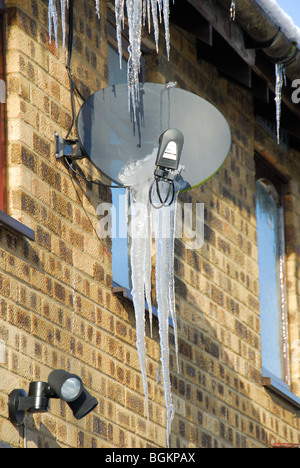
(112, 281, 157, 316)
(112, 281, 174, 327)
(262, 369, 300, 409)
(0, 209, 35, 241)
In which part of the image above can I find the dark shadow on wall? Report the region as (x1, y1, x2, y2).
(22, 420, 62, 448)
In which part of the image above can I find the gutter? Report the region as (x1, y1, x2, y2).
(217, 0, 300, 80)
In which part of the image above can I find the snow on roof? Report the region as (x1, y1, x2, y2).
(255, 0, 300, 47)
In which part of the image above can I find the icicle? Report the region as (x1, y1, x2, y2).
(230, 0, 236, 21)
(168, 193, 179, 373)
(114, 0, 171, 117)
(149, 173, 183, 446)
(130, 184, 151, 419)
(163, 0, 171, 59)
(119, 151, 157, 421)
(60, 0, 68, 61)
(49, 0, 96, 60)
(144, 205, 153, 339)
(152, 202, 176, 447)
(275, 62, 285, 145)
(151, 0, 160, 52)
(115, 0, 125, 69)
(126, 0, 143, 119)
(48, 1, 99, 58)
(48, 0, 59, 48)
(143, 0, 151, 31)
(158, 0, 163, 24)
(119, 152, 181, 445)
(95, 0, 101, 18)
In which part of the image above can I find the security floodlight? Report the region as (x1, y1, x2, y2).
(150, 128, 184, 208)
(8, 369, 98, 426)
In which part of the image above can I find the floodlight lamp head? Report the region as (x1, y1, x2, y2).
(47, 369, 83, 402)
(8, 369, 98, 426)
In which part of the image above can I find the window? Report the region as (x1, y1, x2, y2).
(0, 1, 6, 212)
(255, 155, 290, 387)
(108, 25, 131, 290)
(0, 1, 34, 240)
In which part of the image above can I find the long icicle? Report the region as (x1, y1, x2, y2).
(230, 0, 236, 21)
(115, 0, 125, 69)
(118, 151, 157, 422)
(130, 185, 151, 420)
(60, 0, 68, 61)
(144, 205, 153, 338)
(95, 0, 100, 18)
(126, 0, 143, 120)
(168, 196, 179, 373)
(115, 0, 171, 116)
(120, 150, 180, 445)
(275, 61, 285, 145)
(151, 0, 160, 52)
(48, 0, 59, 48)
(152, 203, 176, 447)
(163, 0, 171, 59)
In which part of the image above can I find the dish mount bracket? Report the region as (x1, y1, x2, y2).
(55, 131, 85, 161)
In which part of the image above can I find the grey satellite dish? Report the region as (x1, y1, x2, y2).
(76, 83, 231, 190)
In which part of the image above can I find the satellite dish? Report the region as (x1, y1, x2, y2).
(76, 83, 231, 190)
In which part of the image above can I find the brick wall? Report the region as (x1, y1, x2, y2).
(0, 0, 300, 448)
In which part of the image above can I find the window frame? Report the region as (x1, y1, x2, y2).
(255, 154, 300, 408)
(0, 1, 35, 241)
(255, 155, 289, 383)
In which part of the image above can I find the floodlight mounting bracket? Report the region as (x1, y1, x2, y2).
(8, 382, 56, 426)
(55, 131, 85, 161)
(8, 389, 28, 426)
